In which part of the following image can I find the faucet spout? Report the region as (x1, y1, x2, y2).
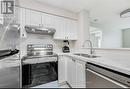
(82, 40, 94, 55)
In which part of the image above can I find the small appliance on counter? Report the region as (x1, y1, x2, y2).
(62, 40, 70, 53)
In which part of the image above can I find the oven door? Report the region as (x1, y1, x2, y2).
(22, 61, 58, 88)
(31, 62, 58, 87)
(86, 69, 128, 88)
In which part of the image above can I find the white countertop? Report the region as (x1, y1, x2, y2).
(0, 59, 20, 69)
(0, 52, 129, 75)
(0, 55, 20, 69)
(57, 53, 130, 75)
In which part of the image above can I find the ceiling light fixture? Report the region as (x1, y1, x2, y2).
(120, 9, 130, 18)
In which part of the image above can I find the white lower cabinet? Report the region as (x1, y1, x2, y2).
(76, 60, 86, 88)
(58, 56, 67, 84)
(66, 58, 76, 88)
(58, 55, 86, 88)
(25, 9, 42, 26)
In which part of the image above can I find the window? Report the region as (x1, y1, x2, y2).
(90, 27, 102, 48)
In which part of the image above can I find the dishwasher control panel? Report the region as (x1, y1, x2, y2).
(86, 63, 130, 87)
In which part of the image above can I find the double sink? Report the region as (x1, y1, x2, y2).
(74, 53, 100, 58)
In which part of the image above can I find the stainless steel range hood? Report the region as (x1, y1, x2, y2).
(25, 25, 56, 35)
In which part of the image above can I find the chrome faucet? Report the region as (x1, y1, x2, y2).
(82, 40, 95, 55)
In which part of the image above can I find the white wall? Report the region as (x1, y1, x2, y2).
(101, 28, 122, 48)
(75, 10, 90, 49)
(89, 24, 123, 48)
(94, 16, 130, 49)
(122, 29, 130, 48)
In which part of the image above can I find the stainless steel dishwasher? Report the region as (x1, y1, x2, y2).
(86, 63, 130, 88)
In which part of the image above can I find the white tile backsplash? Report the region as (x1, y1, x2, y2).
(20, 33, 75, 58)
(0, 27, 20, 50)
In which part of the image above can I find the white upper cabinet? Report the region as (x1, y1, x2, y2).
(53, 16, 66, 40)
(41, 13, 55, 28)
(20, 8, 78, 40)
(19, 8, 27, 38)
(54, 17, 78, 40)
(25, 9, 42, 26)
(0, 12, 3, 25)
(66, 19, 78, 40)
(13, 7, 20, 24)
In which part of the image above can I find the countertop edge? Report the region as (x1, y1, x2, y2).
(58, 53, 130, 75)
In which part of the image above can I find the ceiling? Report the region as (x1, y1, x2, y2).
(36, 0, 130, 29)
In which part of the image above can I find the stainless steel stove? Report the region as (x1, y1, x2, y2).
(27, 44, 54, 56)
(22, 44, 58, 88)
(22, 44, 58, 63)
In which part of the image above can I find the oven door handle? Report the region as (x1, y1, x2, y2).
(86, 69, 128, 88)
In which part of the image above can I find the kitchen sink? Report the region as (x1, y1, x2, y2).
(74, 53, 100, 58)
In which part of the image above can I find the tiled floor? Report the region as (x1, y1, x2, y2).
(32, 81, 69, 88)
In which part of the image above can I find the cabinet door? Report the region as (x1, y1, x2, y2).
(76, 60, 86, 88)
(66, 20, 78, 40)
(54, 17, 78, 40)
(0, 14, 3, 25)
(41, 13, 55, 28)
(20, 8, 27, 38)
(13, 7, 20, 24)
(25, 9, 42, 26)
(54, 16, 66, 40)
(69, 20, 78, 40)
(58, 56, 67, 84)
(67, 58, 76, 88)
(0, 67, 20, 88)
